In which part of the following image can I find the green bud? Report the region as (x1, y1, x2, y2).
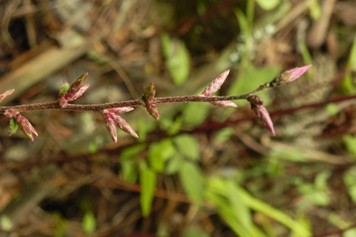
(59, 81, 70, 95)
(9, 118, 19, 136)
(144, 82, 156, 99)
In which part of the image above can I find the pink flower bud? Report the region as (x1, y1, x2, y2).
(59, 73, 90, 108)
(103, 108, 138, 142)
(0, 89, 15, 103)
(111, 114, 139, 139)
(251, 104, 275, 136)
(146, 102, 160, 120)
(104, 115, 118, 143)
(144, 82, 156, 99)
(201, 70, 230, 96)
(4, 109, 38, 141)
(210, 100, 237, 108)
(270, 65, 311, 87)
(105, 107, 134, 114)
(247, 95, 263, 106)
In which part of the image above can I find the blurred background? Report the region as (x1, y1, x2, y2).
(0, 0, 356, 236)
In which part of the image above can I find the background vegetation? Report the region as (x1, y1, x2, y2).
(0, 0, 356, 236)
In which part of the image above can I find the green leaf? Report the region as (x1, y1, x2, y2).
(174, 134, 200, 161)
(341, 37, 356, 94)
(238, 186, 311, 236)
(344, 166, 356, 203)
(226, 180, 252, 229)
(255, 0, 280, 10)
(59, 81, 70, 95)
(184, 227, 210, 237)
(121, 160, 138, 183)
(344, 228, 356, 237)
(348, 36, 356, 71)
(314, 170, 331, 190)
(165, 154, 184, 175)
(183, 102, 210, 127)
(121, 144, 146, 159)
(343, 135, 356, 157)
(205, 178, 267, 237)
(325, 103, 339, 116)
(214, 127, 234, 144)
(161, 33, 190, 85)
(9, 118, 19, 135)
(341, 74, 356, 94)
(309, 0, 321, 19)
(82, 212, 96, 234)
(179, 161, 204, 202)
(140, 166, 157, 217)
(149, 139, 176, 172)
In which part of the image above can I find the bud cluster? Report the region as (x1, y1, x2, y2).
(0, 65, 311, 142)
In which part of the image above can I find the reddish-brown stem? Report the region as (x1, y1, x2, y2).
(0, 85, 268, 113)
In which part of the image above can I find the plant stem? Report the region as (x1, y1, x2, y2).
(0, 84, 269, 113)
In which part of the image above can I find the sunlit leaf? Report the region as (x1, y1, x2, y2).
(121, 160, 138, 183)
(344, 166, 356, 203)
(226, 180, 252, 229)
(183, 102, 210, 127)
(255, 0, 280, 10)
(161, 33, 190, 85)
(82, 212, 96, 234)
(174, 134, 200, 161)
(343, 135, 356, 156)
(214, 127, 234, 144)
(237, 186, 311, 236)
(165, 154, 184, 175)
(149, 139, 176, 172)
(140, 167, 157, 217)
(309, 0, 321, 19)
(179, 161, 204, 202)
(184, 227, 210, 237)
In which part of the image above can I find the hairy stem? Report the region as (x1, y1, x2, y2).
(0, 85, 269, 113)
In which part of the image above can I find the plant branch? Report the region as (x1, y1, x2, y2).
(0, 65, 312, 142)
(0, 87, 265, 113)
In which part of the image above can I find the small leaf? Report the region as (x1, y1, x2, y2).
(140, 167, 157, 217)
(183, 103, 210, 127)
(344, 167, 356, 203)
(174, 134, 200, 161)
(9, 118, 19, 136)
(255, 0, 280, 10)
(149, 139, 176, 172)
(161, 33, 190, 85)
(59, 82, 70, 95)
(179, 161, 204, 202)
(165, 154, 184, 175)
(5, 110, 38, 141)
(82, 212, 96, 234)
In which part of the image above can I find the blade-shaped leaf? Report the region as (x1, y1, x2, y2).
(179, 161, 204, 202)
(140, 167, 157, 217)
